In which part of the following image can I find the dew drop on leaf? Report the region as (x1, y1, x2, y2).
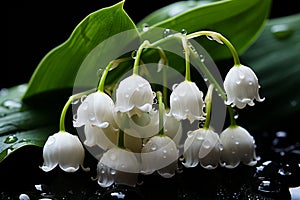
(4, 135, 18, 144)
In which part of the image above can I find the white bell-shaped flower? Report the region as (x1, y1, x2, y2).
(83, 123, 117, 150)
(141, 135, 179, 178)
(183, 128, 220, 169)
(73, 91, 116, 128)
(40, 131, 89, 173)
(169, 81, 205, 123)
(219, 126, 258, 168)
(115, 75, 155, 117)
(95, 147, 140, 187)
(224, 65, 265, 109)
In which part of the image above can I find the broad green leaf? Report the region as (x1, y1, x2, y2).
(240, 13, 300, 129)
(139, 0, 271, 61)
(137, 0, 220, 27)
(23, 1, 139, 101)
(0, 84, 57, 163)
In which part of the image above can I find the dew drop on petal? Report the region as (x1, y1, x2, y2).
(163, 28, 171, 38)
(142, 23, 149, 32)
(202, 140, 210, 149)
(199, 54, 205, 62)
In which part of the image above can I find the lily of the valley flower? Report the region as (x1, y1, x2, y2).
(95, 147, 140, 187)
(183, 128, 220, 169)
(141, 135, 179, 178)
(219, 126, 258, 168)
(115, 75, 155, 117)
(224, 65, 265, 109)
(40, 131, 89, 172)
(73, 91, 116, 128)
(169, 81, 205, 123)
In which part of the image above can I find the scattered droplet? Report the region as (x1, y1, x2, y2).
(71, 99, 79, 105)
(4, 135, 18, 144)
(131, 50, 137, 59)
(142, 23, 149, 32)
(163, 28, 171, 38)
(73, 114, 78, 121)
(19, 193, 30, 200)
(203, 140, 211, 149)
(271, 24, 294, 39)
(236, 80, 241, 85)
(110, 154, 116, 161)
(2, 100, 22, 109)
(181, 29, 187, 35)
(110, 169, 117, 175)
(97, 68, 104, 77)
(80, 95, 87, 102)
(199, 54, 205, 62)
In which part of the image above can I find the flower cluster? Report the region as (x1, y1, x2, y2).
(40, 30, 264, 188)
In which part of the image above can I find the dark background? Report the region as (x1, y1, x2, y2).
(3, 0, 300, 89)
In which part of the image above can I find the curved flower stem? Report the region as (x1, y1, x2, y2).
(133, 40, 151, 75)
(157, 47, 169, 107)
(227, 106, 237, 127)
(189, 48, 227, 101)
(203, 84, 214, 129)
(181, 36, 191, 81)
(187, 31, 241, 66)
(97, 57, 131, 92)
(157, 91, 165, 136)
(59, 88, 96, 132)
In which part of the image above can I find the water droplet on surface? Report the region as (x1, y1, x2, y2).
(19, 193, 30, 200)
(150, 144, 157, 151)
(131, 50, 137, 59)
(235, 141, 240, 145)
(163, 28, 171, 38)
(2, 100, 22, 109)
(4, 135, 18, 144)
(88, 113, 96, 122)
(82, 102, 88, 110)
(172, 83, 178, 91)
(181, 29, 187, 35)
(97, 68, 104, 77)
(80, 95, 87, 102)
(236, 80, 241, 85)
(142, 23, 149, 32)
(271, 24, 294, 39)
(110, 154, 117, 161)
(199, 54, 205, 62)
(73, 114, 78, 121)
(110, 169, 117, 175)
(203, 140, 210, 149)
(71, 99, 79, 104)
(249, 81, 253, 85)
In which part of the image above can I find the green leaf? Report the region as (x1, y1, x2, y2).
(23, 1, 139, 101)
(139, 0, 271, 61)
(137, 0, 221, 27)
(0, 84, 57, 163)
(240, 13, 300, 129)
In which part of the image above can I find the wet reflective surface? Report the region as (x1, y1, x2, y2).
(0, 129, 299, 200)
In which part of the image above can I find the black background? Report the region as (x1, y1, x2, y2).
(3, 0, 300, 89)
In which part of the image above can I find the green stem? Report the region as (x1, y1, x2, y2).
(59, 88, 96, 132)
(187, 31, 241, 66)
(181, 36, 191, 81)
(190, 49, 227, 100)
(203, 84, 214, 129)
(133, 40, 151, 75)
(157, 47, 169, 107)
(97, 57, 131, 92)
(227, 106, 237, 127)
(157, 91, 165, 136)
(118, 129, 125, 149)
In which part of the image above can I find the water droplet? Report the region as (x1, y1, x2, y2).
(71, 99, 79, 104)
(110, 154, 116, 161)
(203, 140, 210, 149)
(73, 114, 78, 121)
(2, 100, 22, 109)
(181, 29, 187, 35)
(236, 80, 241, 85)
(163, 149, 167, 154)
(110, 169, 117, 175)
(142, 23, 149, 32)
(185, 109, 189, 113)
(163, 155, 167, 159)
(197, 136, 204, 140)
(232, 151, 236, 154)
(239, 73, 245, 79)
(271, 24, 294, 39)
(218, 144, 224, 151)
(131, 50, 137, 59)
(187, 131, 194, 137)
(203, 77, 208, 82)
(125, 94, 129, 98)
(97, 68, 104, 77)
(151, 144, 157, 151)
(249, 81, 253, 85)
(4, 135, 18, 144)
(235, 141, 240, 145)
(206, 35, 214, 41)
(153, 98, 158, 104)
(163, 29, 171, 38)
(80, 95, 87, 102)
(199, 54, 205, 62)
(88, 113, 96, 122)
(20, 139, 30, 143)
(19, 193, 30, 200)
